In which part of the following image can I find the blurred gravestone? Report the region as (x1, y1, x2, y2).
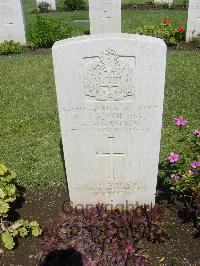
(89, 0, 121, 34)
(186, 0, 200, 41)
(0, 0, 26, 44)
(154, 0, 173, 4)
(36, 0, 56, 10)
(52, 34, 167, 209)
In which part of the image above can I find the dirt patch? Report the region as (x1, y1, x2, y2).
(121, 3, 187, 11)
(17, 41, 200, 57)
(170, 41, 200, 51)
(1, 186, 200, 266)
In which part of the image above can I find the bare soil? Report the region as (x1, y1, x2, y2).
(21, 41, 200, 57)
(1, 186, 200, 266)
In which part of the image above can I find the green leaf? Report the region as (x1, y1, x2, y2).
(0, 165, 8, 176)
(0, 188, 6, 199)
(0, 201, 9, 214)
(18, 227, 28, 237)
(2, 231, 15, 250)
(30, 221, 42, 236)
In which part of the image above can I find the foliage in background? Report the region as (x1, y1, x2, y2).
(40, 203, 167, 265)
(159, 117, 200, 232)
(0, 164, 42, 250)
(134, 18, 185, 46)
(152, 1, 187, 9)
(27, 14, 73, 48)
(37, 1, 51, 13)
(63, 0, 86, 11)
(0, 41, 24, 55)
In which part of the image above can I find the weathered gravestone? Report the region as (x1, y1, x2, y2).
(186, 0, 200, 41)
(89, 0, 121, 34)
(0, 0, 26, 44)
(36, 0, 56, 10)
(52, 34, 167, 209)
(154, 0, 173, 4)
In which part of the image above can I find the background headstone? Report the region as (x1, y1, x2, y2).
(186, 0, 200, 41)
(53, 34, 167, 208)
(89, 0, 121, 34)
(154, 0, 173, 4)
(36, 0, 56, 10)
(0, 0, 26, 44)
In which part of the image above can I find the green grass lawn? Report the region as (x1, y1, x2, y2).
(0, 51, 199, 185)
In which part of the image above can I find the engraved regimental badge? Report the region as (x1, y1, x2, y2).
(84, 48, 135, 101)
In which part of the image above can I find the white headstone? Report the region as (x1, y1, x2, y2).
(0, 0, 26, 44)
(36, 0, 56, 10)
(154, 0, 173, 4)
(89, 0, 121, 34)
(53, 34, 167, 209)
(186, 0, 200, 41)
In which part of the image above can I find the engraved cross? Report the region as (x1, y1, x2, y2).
(96, 137, 125, 181)
(101, 71, 121, 93)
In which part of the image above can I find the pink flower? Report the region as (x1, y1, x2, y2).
(125, 244, 135, 254)
(188, 170, 194, 175)
(171, 173, 179, 180)
(168, 152, 179, 163)
(173, 116, 187, 126)
(193, 129, 200, 137)
(190, 161, 200, 169)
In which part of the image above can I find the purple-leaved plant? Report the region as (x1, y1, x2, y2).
(39, 204, 166, 266)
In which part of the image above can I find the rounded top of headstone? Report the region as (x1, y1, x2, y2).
(52, 34, 167, 50)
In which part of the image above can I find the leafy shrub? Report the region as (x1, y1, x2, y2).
(0, 40, 23, 55)
(63, 0, 86, 11)
(38, 1, 51, 13)
(134, 18, 185, 46)
(159, 116, 200, 232)
(0, 164, 42, 250)
(27, 14, 73, 48)
(39, 203, 166, 265)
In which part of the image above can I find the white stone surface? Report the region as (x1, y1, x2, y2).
(186, 0, 200, 41)
(154, 0, 173, 4)
(36, 0, 56, 10)
(0, 0, 26, 44)
(53, 34, 167, 208)
(89, 0, 121, 34)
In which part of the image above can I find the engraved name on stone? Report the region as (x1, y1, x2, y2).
(64, 105, 159, 134)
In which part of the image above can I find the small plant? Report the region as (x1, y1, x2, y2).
(159, 116, 200, 232)
(0, 40, 23, 55)
(134, 18, 185, 46)
(39, 203, 166, 265)
(37, 1, 51, 13)
(63, 0, 86, 11)
(27, 14, 73, 48)
(0, 164, 42, 250)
